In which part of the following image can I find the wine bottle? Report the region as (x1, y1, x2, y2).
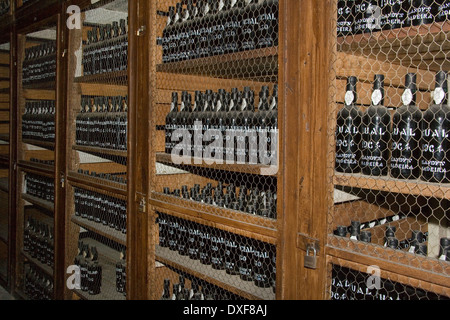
(238, 237, 254, 281)
(335, 76, 363, 173)
(421, 71, 450, 183)
(391, 73, 422, 179)
(337, 0, 355, 36)
(166, 92, 179, 154)
(256, 0, 279, 48)
(361, 74, 391, 176)
(161, 279, 171, 300)
(408, 0, 435, 26)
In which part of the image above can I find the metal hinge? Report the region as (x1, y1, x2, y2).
(136, 193, 147, 213)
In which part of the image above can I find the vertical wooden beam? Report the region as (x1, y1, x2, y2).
(127, 0, 150, 300)
(280, 0, 334, 300)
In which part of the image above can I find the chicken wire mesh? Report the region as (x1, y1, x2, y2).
(151, 0, 279, 300)
(330, 0, 450, 299)
(66, 0, 129, 300)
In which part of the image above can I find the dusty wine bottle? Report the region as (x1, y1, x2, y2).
(337, 0, 356, 36)
(335, 76, 362, 173)
(165, 92, 179, 154)
(421, 71, 450, 183)
(391, 73, 422, 179)
(361, 74, 391, 176)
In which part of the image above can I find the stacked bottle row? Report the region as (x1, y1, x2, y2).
(76, 95, 128, 150)
(115, 248, 126, 296)
(82, 18, 128, 76)
(334, 218, 450, 261)
(0, 0, 10, 16)
(30, 158, 55, 166)
(73, 187, 127, 234)
(337, 0, 450, 36)
(165, 85, 278, 166)
(163, 182, 277, 219)
(76, 169, 127, 185)
(22, 41, 56, 86)
(24, 263, 53, 300)
(161, 274, 245, 300)
(23, 217, 54, 267)
(25, 173, 54, 203)
(22, 100, 55, 142)
(160, 0, 278, 63)
(335, 72, 450, 183)
(74, 241, 103, 296)
(156, 212, 276, 290)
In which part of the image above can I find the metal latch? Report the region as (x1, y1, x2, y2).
(137, 26, 146, 36)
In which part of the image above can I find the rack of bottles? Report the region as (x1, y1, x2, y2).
(337, 0, 450, 37)
(72, 231, 126, 300)
(149, 0, 280, 300)
(329, 0, 450, 300)
(23, 263, 53, 300)
(22, 100, 55, 143)
(160, 0, 278, 63)
(65, 0, 129, 300)
(22, 41, 56, 87)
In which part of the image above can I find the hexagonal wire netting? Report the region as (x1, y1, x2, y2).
(151, 0, 279, 300)
(330, 0, 450, 300)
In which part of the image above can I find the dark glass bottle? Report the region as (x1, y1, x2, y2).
(239, 237, 254, 281)
(337, 0, 355, 36)
(256, 0, 279, 48)
(199, 224, 212, 265)
(80, 245, 90, 292)
(224, 232, 240, 275)
(177, 217, 189, 256)
(253, 240, 273, 288)
(187, 221, 201, 260)
(165, 92, 179, 154)
(192, 91, 203, 158)
(421, 71, 450, 183)
(238, 87, 256, 164)
(408, 0, 435, 26)
(335, 76, 363, 173)
(361, 74, 391, 176)
(380, 0, 408, 30)
(161, 279, 171, 300)
(157, 212, 169, 248)
(202, 90, 214, 159)
(391, 73, 422, 179)
(211, 228, 226, 270)
(225, 88, 241, 162)
(240, 0, 259, 51)
(438, 237, 450, 260)
(87, 247, 102, 295)
(436, 0, 450, 23)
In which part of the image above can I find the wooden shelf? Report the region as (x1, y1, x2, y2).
(327, 236, 450, 289)
(338, 21, 450, 72)
(71, 215, 126, 246)
(21, 250, 53, 276)
(150, 192, 277, 244)
(72, 145, 127, 160)
(23, 81, 55, 90)
(156, 152, 278, 177)
(156, 245, 275, 300)
(22, 193, 54, 213)
(334, 172, 450, 200)
(156, 47, 278, 81)
(67, 171, 126, 196)
(22, 139, 55, 150)
(18, 160, 54, 175)
(74, 70, 128, 86)
(0, 133, 9, 142)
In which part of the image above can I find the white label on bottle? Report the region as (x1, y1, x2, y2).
(241, 99, 248, 110)
(369, 221, 376, 228)
(392, 215, 399, 221)
(350, 235, 358, 240)
(371, 89, 382, 106)
(216, 100, 222, 111)
(439, 254, 446, 260)
(231, 0, 237, 8)
(344, 91, 354, 106)
(270, 97, 276, 110)
(379, 218, 387, 225)
(434, 87, 446, 104)
(408, 246, 416, 253)
(402, 88, 413, 106)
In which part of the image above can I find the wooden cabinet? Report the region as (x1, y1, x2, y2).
(0, 0, 448, 301)
(326, 1, 450, 299)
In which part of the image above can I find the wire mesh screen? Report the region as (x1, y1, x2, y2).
(66, 0, 128, 300)
(150, 0, 279, 300)
(330, 0, 450, 299)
